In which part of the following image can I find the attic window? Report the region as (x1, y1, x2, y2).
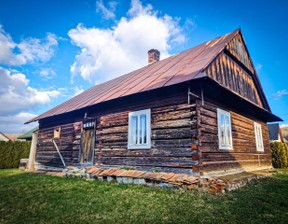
(254, 122, 264, 151)
(128, 109, 151, 149)
(54, 127, 61, 139)
(217, 108, 233, 150)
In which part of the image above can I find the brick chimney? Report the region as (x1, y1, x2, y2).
(148, 49, 160, 64)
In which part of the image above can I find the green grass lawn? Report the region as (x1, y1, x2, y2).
(0, 169, 287, 224)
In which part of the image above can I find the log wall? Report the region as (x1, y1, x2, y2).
(36, 122, 82, 167)
(197, 98, 271, 177)
(36, 87, 200, 175)
(94, 93, 199, 175)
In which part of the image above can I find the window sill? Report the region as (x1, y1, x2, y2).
(128, 146, 151, 150)
(219, 146, 233, 151)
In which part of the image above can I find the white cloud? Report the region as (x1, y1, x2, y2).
(0, 67, 60, 116)
(96, 0, 118, 20)
(0, 25, 58, 66)
(0, 112, 38, 134)
(0, 25, 24, 66)
(127, 0, 152, 16)
(39, 68, 57, 79)
(255, 64, 263, 73)
(280, 124, 288, 128)
(68, 0, 188, 84)
(273, 89, 288, 100)
(72, 86, 84, 96)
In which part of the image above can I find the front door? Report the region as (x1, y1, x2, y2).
(80, 121, 95, 165)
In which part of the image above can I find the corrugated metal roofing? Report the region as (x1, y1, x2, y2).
(17, 126, 39, 139)
(26, 29, 239, 124)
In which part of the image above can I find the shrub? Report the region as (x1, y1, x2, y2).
(270, 142, 288, 168)
(0, 141, 31, 169)
(120, 167, 133, 170)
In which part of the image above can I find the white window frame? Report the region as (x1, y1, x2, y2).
(254, 122, 264, 151)
(217, 108, 233, 150)
(128, 109, 151, 149)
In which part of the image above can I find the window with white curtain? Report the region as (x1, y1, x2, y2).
(254, 122, 264, 151)
(128, 109, 151, 149)
(217, 108, 233, 150)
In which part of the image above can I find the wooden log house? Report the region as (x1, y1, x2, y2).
(26, 29, 282, 177)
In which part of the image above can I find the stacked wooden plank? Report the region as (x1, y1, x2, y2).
(202, 178, 229, 193)
(86, 166, 199, 187)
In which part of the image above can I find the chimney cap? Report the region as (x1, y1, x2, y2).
(148, 49, 160, 54)
(148, 49, 160, 64)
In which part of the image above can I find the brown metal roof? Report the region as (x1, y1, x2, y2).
(26, 29, 239, 124)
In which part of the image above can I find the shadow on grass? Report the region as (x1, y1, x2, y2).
(218, 175, 288, 223)
(0, 168, 26, 178)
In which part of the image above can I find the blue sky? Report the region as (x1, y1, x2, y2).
(0, 0, 287, 133)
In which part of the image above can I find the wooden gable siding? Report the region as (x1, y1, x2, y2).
(204, 51, 262, 107)
(36, 122, 82, 167)
(197, 98, 271, 176)
(94, 93, 199, 175)
(226, 33, 254, 73)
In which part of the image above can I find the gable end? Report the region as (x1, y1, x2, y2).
(226, 32, 255, 73)
(203, 30, 270, 111)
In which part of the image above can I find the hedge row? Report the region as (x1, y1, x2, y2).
(0, 141, 31, 169)
(270, 141, 288, 168)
